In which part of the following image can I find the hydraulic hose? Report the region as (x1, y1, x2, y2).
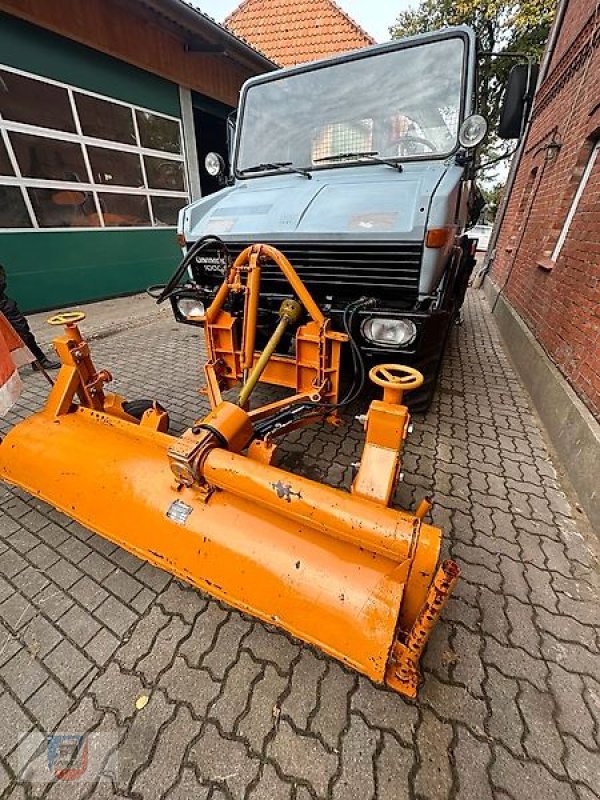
(151, 235, 230, 304)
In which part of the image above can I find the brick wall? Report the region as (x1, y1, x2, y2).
(490, 0, 600, 419)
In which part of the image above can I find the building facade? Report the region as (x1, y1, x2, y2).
(0, 1, 273, 311)
(225, 0, 375, 67)
(485, 0, 599, 524)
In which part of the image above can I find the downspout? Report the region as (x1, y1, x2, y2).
(477, 0, 570, 283)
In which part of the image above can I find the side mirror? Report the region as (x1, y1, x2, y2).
(499, 63, 539, 140)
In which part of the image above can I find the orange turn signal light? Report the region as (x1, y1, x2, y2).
(425, 228, 452, 249)
(176, 233, 186, 248)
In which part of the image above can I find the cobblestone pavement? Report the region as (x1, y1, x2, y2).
(0, 290, 598, 800)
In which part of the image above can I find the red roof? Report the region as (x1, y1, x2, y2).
(224, 0, 376, 67)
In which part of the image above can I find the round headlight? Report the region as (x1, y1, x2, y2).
(177, 297, 205, 320)
(458, 114, 488, 148)
(205, 152, 225, 177)
(361, 317, 417, 347)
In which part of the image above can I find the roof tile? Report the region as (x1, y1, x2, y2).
(224, 0, 376, 66)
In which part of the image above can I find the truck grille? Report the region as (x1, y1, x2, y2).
(223, 242, 422, 300)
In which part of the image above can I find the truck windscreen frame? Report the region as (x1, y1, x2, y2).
(235, 31, 470, 178)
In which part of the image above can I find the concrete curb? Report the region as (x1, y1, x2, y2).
(483, 278, 599, 530)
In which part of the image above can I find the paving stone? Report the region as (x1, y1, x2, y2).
(130, 587, 156, 614)
(164, 767, 210, 800)
(247, 763, 293, 800)
(210, 651, 263, 732)
(310, 662, 355, 749)
(7, 528, 39, 554)
(485, 666, 525, 756)
(43, 639, 94, 692)
(242, 623, 300, 674)
(157, 580, 208, 624)
(103, 569, 145, 604)
(117, 690, 174, 789)
(56, 535, 92, 564)
(454, 726, 493, 800)
(420, 674, 487, 729)
(84, 627, 120, 666)
(20, 615, 61, 660)
(46, 559, 82, 590)
(117, 605, 169, 670)
(201, 613, 252, 680)
(2, 648, 48, 702)
(491, 746, 576, 800)
(79, 551, 117, 583)
(189, 721, 260, 798)
(351, 677, 417, 746)
(1, 549, 27, 579)
(565, 734, 600, 793)
(414, 709, 453, 800)
(548, 663, 596, 752)
(0, 690, 36, 755)
(159, 656, 220, 716)
(65, 575, 108, 612)
(280, 650, 326, 729)
(519, 682, 565, 774)
(136, 562, 172, 593)
(25, 677, 72, 732)
(57, 603, 102, 645)
(131, 705, 202, 800)
(94, 595, 138, 638)
(268, 719, 337, 798)
(137, 616, 189, 684)
(332, 713, 377, 800)
(89, 662, 144, 723)
(376, 732, 414, 800)
(0, 593, 36, 632)
(178, 602, 229, 667)
(483, 638, 548, 685)
(0, 624, 23, 669)
(238, 663, 288, 753)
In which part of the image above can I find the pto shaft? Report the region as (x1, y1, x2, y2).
(238, 299, 302, 407)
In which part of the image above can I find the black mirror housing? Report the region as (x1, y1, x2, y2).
(498, 63, 539, 139)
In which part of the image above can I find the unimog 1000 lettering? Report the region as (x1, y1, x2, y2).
(173, 26, 535, 408)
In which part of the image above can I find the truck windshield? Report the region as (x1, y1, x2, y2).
(237, 36, 466, 175)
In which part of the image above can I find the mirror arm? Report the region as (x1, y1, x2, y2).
(474, 145, 519, 173)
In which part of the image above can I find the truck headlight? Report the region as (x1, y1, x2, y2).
(361, 317, 417, 347)
(177, 298, 205, 320)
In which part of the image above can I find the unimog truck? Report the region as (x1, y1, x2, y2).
(172, 26, 534, 409)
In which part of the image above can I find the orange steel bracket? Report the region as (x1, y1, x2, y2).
(45, 312, 168, 432)
(202, 244, 347, 409)
(352, 365, 424, 507)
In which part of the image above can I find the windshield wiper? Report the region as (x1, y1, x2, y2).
(314, 151, 403, 172)
(239, 161, 312, 179)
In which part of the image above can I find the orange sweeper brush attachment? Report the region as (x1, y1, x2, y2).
(0, 243, 459, 697)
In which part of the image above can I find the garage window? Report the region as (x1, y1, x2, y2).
(0, 65, 189, 230)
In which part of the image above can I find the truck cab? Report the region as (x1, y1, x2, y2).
(174, 26, 529, 409)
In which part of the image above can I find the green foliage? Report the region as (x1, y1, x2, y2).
(391, 1, 556, 159)
(481, 182, 504, 219)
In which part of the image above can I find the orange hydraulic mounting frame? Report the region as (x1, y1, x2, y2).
(202, 244, 347, 410)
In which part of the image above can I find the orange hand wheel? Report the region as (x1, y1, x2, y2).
(369, 363, 424, 404)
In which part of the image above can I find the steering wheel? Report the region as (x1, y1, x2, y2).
(47, 311, 86, 326)
(369, 364, 424, 393)
(397, 136, 437, 156)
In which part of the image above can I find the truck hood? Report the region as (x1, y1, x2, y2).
(183, 163, 449, 243)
